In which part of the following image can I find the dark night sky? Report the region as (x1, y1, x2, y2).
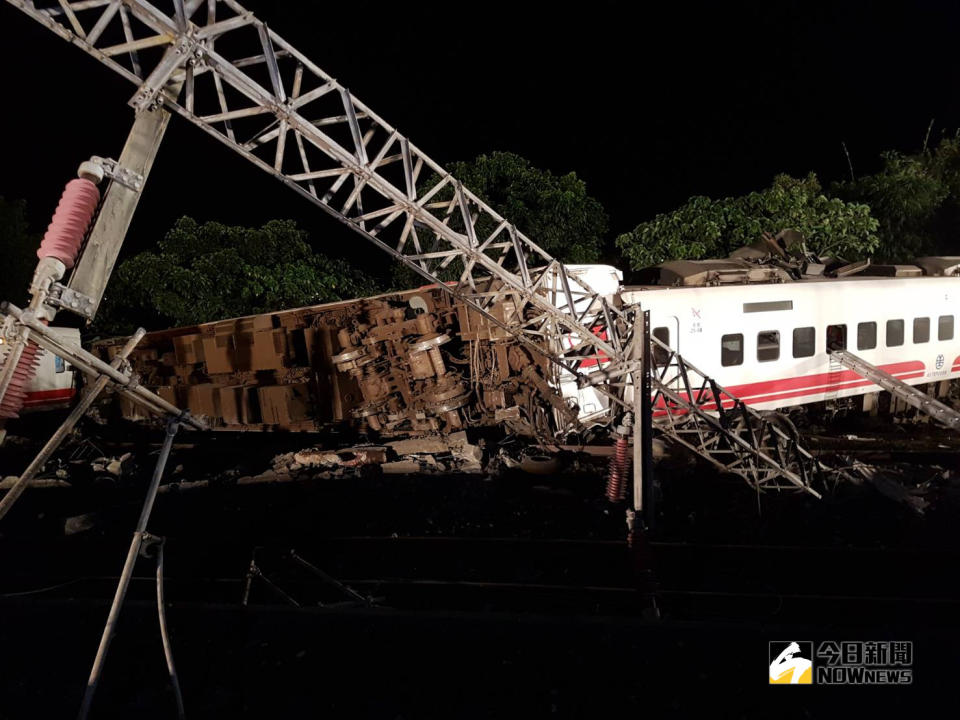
(2, 1, 960, 278)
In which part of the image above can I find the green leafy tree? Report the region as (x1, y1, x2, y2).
(832, 134, 960, 260)
(391, 151, 609, 288)
(0, 197, 41, 305)
(615, 173, 879, 270)
(96, 217, 375, 333)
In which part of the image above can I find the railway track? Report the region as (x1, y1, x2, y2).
(2, 534, 957, 624)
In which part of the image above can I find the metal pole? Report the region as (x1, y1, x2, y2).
(78, 419, 180, 720)
(68, 94, 175, 321)
(0, 328, 146, 522)
(155, 541, 186, 720)
(640, 310, 655, 530)
(631, 311, 645, 516)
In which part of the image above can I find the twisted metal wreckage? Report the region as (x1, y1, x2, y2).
(0, 0, 849, 513)
(2, 3, 959, 714)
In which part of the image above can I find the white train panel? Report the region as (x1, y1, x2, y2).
(622, 276, 960, 412)
(0, 327, 79, 413)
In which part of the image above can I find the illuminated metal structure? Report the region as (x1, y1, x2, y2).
(0, 0, 829, 500)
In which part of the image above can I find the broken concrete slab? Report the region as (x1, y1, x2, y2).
(293, 447, 388, 468)
(0, 476, 70, 490)
(386, 436, 450, 456)
(382, 460, 421, 475)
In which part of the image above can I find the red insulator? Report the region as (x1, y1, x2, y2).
(0, 341, 44, 419)
(37, 178, 100, 269)
(605, 435, 631, 502)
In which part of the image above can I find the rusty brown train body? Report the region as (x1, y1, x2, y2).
(92, 285, 575, 440)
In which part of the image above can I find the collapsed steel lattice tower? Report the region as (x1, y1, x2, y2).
(7, 0, 634, 414)
(2, 0, 829, 496)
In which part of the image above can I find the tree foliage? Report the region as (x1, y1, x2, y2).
(391, 151, 608, 288)
(0, 197, 40, 306)
(615, 173, 879, 270)
(832, 135, 960, 260)
(96, 217, 375, 333)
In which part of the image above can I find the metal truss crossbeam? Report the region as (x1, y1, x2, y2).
(648, 336, 825, 498)
(830, 348, 960, 432)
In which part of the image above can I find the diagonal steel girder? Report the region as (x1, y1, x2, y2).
(6, 0, 631, 418)
(647, 335, 824, 497)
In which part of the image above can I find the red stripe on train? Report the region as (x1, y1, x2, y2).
(723, 361, 924, 400)
(22, 388, 75, 407)
(652, 361, 928, 417)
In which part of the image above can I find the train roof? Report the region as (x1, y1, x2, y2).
(625, 256, 960, 290)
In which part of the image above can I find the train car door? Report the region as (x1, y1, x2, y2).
(651, 315, 681, 391)
(825, 323, 848, 403)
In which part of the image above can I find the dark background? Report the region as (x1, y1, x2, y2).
(2, 0, 960, 275)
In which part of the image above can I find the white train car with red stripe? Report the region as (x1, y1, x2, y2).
(15, 261, 960, 427)
(622, 262, 960, 412)
(0, 327, 79, 415)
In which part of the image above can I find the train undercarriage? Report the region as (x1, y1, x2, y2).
(91, 283, 587, 445)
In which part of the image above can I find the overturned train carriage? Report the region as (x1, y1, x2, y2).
(92, 270, 622, 440)
(93, 253, 960, 440)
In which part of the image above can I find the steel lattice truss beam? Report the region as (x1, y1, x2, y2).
(7, 0, 634, 422)
(830, 349, 960, 432)
(3, 1, 850, 497)
(649, 336, 824, 497)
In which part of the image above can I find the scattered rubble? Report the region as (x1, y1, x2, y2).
(270, 431, 487, 480)
(845, 460, 948, 514)
(0, 476, 70, 490)
(2, 413, 958, 520)
(291, 447, 388, 469)
(90, 452, 134, 478)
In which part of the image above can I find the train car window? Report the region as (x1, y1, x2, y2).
(652, 326, 670, 365)
(792, 327, 815, 358)
(826, 324, 847, 352)
(721, 333, 743, 366)
(757, 331, 779, 362)
(913, 317, 930, 344)
(886, 319, 904, 347)
(939, 315, 954, 341)
(54, 356, 65, 374)
(857, 322, 877, 351)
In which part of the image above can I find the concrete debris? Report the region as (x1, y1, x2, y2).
(292, 447, 388, 468)
(271, 432, 487, 478)
(0, 475, 70, 490)
(386, 437, 451, 456)
(90, 452, 133, 477)
(382, 460, 422, 475)
(64, 512, 99, 536)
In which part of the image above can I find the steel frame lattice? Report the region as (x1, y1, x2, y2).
(648, 335, 823, 496)
(5, 0, 841, 494)
(6, 0, 635, 423)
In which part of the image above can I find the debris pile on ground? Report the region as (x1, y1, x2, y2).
(844, 460, 952, 514)
(90, 452, 134, 479)
(269, 431, 486, 480)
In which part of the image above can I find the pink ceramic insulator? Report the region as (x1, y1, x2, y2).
(0, 341, 44, 419)
(37, 178, 101, 269)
